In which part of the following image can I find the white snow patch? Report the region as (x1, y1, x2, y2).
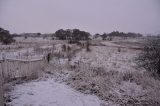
(7, 78, 101, 106)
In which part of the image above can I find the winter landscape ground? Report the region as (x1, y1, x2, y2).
(1, 0, 160, 106)
(1, 36, 160, 106)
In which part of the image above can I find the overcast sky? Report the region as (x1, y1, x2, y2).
(0, 0, 160, 34)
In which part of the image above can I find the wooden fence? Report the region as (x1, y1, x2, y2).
(0, 54, 47, 106)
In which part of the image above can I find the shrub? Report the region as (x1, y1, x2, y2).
(136, 37, 160, 77)
(0, 27, 15, 44)
(62, 44, 66, 52)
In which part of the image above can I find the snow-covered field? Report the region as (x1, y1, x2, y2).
(70, 46, 138, 73)
(3, 37, 160, 106)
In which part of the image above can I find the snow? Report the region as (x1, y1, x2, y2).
(71, 46, 138, 72)
(119, 81, 146, 97)
(3, 38, 151, 105)
(7, 78, 101, 106)
(40, 45, 53, 49)
(15, 37, 52, 43)
(101, 41, 125, 47)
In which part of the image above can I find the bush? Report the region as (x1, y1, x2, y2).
(62, 44, 66, 52)
(0, 27, 15, 44)
(136, 37, 160, 77)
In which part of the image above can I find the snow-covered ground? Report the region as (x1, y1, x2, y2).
(15, 37, 52, 43)
(6, 78, 101, 106)
(71, 46, 138, 72)
(3, 38, 160, 106)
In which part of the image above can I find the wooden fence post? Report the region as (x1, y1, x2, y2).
(0, 52, 5, 106)
(0, 75, 4, 106)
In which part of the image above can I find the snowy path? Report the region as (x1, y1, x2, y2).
(7, 78, 101, 106)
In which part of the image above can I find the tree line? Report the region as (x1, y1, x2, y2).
(94, 31, 143, 40)
(0, 27, 144, 44)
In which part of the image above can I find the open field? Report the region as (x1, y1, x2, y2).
(1, 37, 160, 106)
(1, 0, 159, 105)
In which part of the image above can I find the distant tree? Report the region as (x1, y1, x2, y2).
(109, 31, 121, 37)
(127, 32, 142, 37)
(54, 29, 90, 41)
(93, 33, 101, 39)
(55, 29, 67, 40)
(101, 33, 107, 40)
(81, 31, 90, 40)
(107, 31, 143, 37)
(37, 33, 41, 37)
(65, 29, 72, 40)
(0, 27, 15, 44)
(72, 29, 81, 40)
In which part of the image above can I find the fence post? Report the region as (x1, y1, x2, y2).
(0, 52, 5, 106)
(0, 76, 4, 106)
(0, 75, 4, 106)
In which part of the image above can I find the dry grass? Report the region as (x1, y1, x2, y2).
(64, 64, 160, 106)
(44, 41, 160, 106)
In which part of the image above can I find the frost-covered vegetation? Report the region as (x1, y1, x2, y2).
(46, 39, 160, 105)
(136, 37, 160, 77)
(1, 32, 160, 106)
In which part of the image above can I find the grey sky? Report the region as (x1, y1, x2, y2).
(0, 0, 160, 34)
